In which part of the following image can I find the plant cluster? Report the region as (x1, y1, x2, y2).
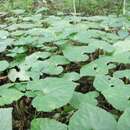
(0, 9, 130, 130)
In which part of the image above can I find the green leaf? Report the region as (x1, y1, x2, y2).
(11, 30, 25, 36)
(8, 69, 30, 82)
(25, 51, 51, 64)
(102, 86, 130, 111)
(7, 47, 27, 57)
(69, 104, 117, 130)
(29, 60, 63, 77)
(0, 88, 23, 105)
(31, 118, 67, 130)
(11, 9, 25, 15)
(0, 39, 14, 52)
(62, 72, 80, 81)
(36, 7, 49, 14)
(0, 108, 12, 130)
(0, 30, 9, 39)
(80, 57, 115, 77)
(113, 40, 130, 55)
(70, 91, 99, 109)
(111, 52, 130, 64)
(62, 44, 89, 62)
(17, 23, 35, 29)
(23, 14, 42, 22)
(27, 78, 77, 111)
(48, 55, 70, 65)
(93, 75, 124, 92)
(113, 69, 130, 80)
(118, 30, 129, 39)
(7, 24, 19, 31)
(85, 39, 114, 53)
(19, 54, 68, 78)
(73, 30, 98, 43)
(0, 83, 14, 91)
(117, 108, 130, 130)
(14, 36, 34, 45)
(0, 60, 9, 72)
(26, 28, 46, 36)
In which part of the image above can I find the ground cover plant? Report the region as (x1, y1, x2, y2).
(0, 6, 130, 130)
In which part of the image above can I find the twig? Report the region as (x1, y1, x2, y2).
(0, 76, 7, 80)
(123, 0, 126, 15)
(73, 0, 77, 23)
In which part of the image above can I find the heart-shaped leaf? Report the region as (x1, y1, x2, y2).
(27, 78, 77, 111)
(69, 104, 117, 130)
(31, 118, 67, 130)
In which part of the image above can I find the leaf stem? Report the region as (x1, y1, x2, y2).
(73, 0, 77, 23)
(123, 0, 126, 15)
(73, 0, 77, 15)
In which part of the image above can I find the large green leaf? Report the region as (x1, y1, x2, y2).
(31, 118, 67, 130)
(70, 91, 99, 109)
(62, 72, 80, 81)
(113, 69, 130, 80)
(0, 88, 23, 105)
(69, 104, 117, 130)
(0, 60, 9, 72)
(85, 39, 114, 53)
(62, 44, 89, 62)
(111, 52, 130, 64)
(117, 108, 130, 130)
(102, 86, 130, 111)
(48, 55, 70, 65)
(0, 30, 9, 39)
(18, 55, 69, 79)
(29, 60, 64, 77)
(26, 51, 50, 62)
(0, 39, 13, 52)
(113, 40, 130, 55)
(80, 57, 115, 77)
(0, 108, 12, 130)
(7, 47, 27, 57)
(93, 75, 124, 92)
(1, 11, 130, 130)
(26, 78, 77, 111)
(17, 23, 36, 29)
(73, 30, 100, 43)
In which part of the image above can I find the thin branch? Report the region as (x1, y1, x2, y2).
(73, 0, 77, 23)
(0, 76, 7, 80)
(73, 0, 77, 16)
(123, 0, 126, 15)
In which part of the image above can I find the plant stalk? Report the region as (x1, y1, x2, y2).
(73, 0, 77, 23)
(123, 0, 126, 15)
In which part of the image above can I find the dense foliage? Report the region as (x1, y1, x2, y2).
(1, 0, 130, 15)
(0, 5, 130, 130)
